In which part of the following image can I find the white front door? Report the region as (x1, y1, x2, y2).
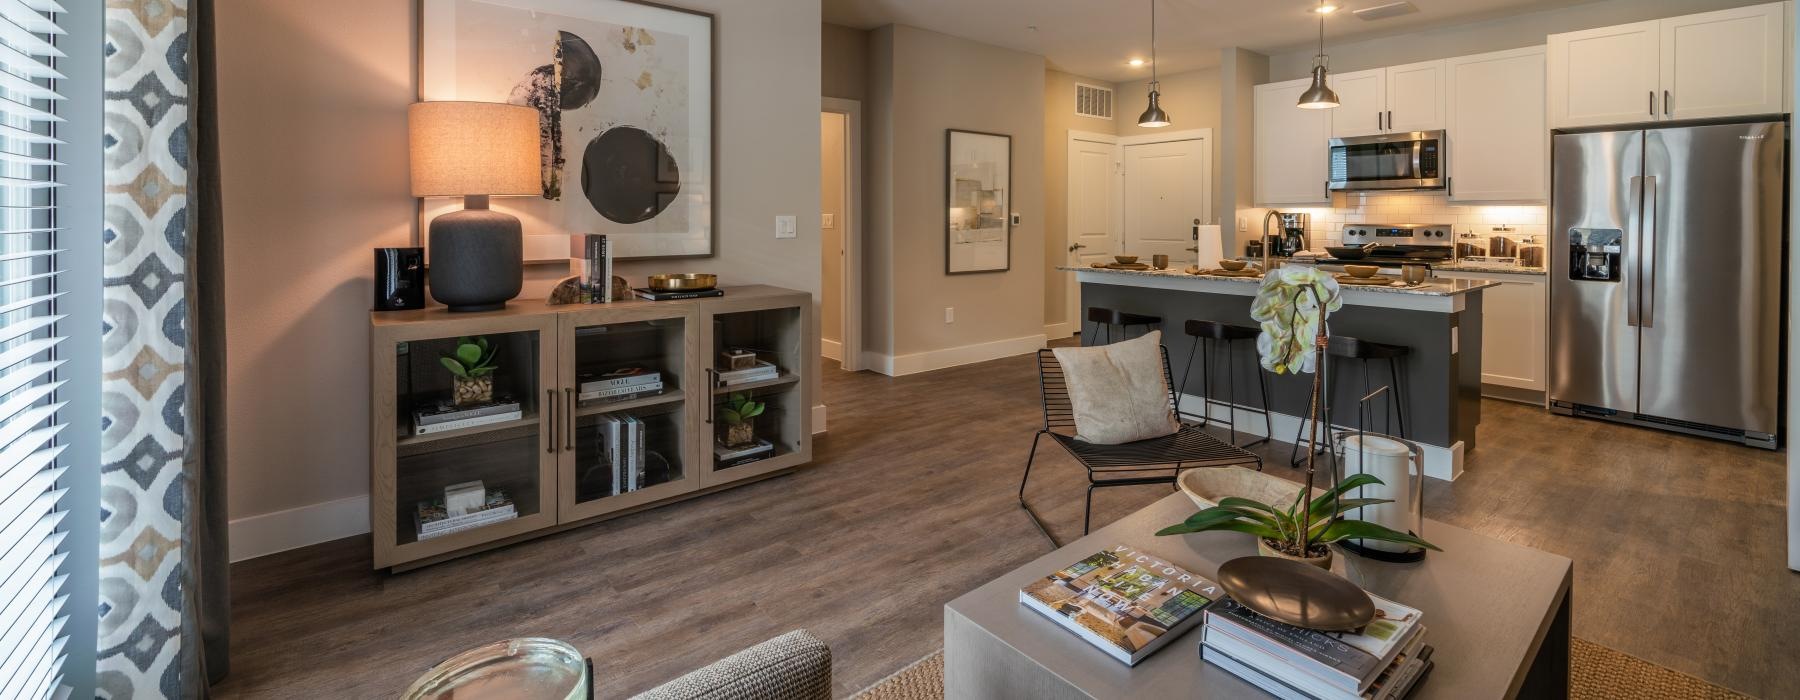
(1123, 138, 1209, 265)
(1066, 135, 1120, 329)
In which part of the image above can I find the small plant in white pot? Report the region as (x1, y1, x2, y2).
(440, 336, 499, 406)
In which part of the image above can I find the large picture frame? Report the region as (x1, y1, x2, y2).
(420, 0, 716, 261)
(945, 129, 1011, 274)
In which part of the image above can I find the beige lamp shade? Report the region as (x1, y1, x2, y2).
(408, 101, 542, 197)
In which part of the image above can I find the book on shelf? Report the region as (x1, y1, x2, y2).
(1203, 594, 1426, 697)
(634, 287, 724, 301)
(1018, 544, 1223, 666)
(574, 233, 613, 303)
(714, 438, 774, 468)
(412, 409, 524, 435)
(579, 383, 665, 403)
(716, 360, 780, 386)
(1201, 638, 1434, 700)
(579, 366, 662, 392)
(414, 398, 521, 427)
(596, 415, 649, 495)
(416, 489, 516, 540)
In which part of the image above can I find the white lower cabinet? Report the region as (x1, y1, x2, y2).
(1436, 271, 1547, 394)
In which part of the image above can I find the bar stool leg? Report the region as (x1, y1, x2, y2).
(1200, 339, 1214, 429)
(1222, 338, 1239, 446)
(1178, 335, 1202, 423)
(1248, 353, 1273, 449)
(1389, 357, 1408, 439)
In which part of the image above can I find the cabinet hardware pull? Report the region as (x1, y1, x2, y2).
(546, 389, 557, 453)
(1376, 111, 1382, 130)
(1648, 91, 1655, 117)
(705, 369, 717, 423)
(1663, 90, 1670, 116)
(1386, 110, 1392, 130)
(564, 387, 575, 451)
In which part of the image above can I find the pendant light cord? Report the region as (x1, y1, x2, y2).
(1149, 0, 1158, 90)
(1314, 0, 1327, 69)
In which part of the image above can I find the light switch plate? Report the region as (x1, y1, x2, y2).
(821, 213, 834, 229)
(776, 215, 797, 239)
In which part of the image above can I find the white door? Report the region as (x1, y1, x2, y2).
(1660, 2, 1786, 121)
(1548, 20, 1661, 128)
(1254, 79, 1332, 205)
(1066, 136, 1120, 324)
(1446, 47, 1546, 202)
(1123, 139, 1210, 264)
(1328, 68, 1386, 138)
(1385, 60, 1446, 133)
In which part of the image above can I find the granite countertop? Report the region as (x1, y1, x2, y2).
(1061, 265, 1501, 297)
(1238, 255, 1547, 276)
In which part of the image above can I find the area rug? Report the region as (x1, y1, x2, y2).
(851, 638, 1751, 699)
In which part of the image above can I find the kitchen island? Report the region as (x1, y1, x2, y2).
(1064, 266, 1499, 479)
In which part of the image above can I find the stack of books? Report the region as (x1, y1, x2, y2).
(634, 287, 724, 301)
(715, 360, 779, 387)
(1201, 595, 1433, 700)
(415, 487, 516, 541)
(579, 367, 664, 402)
(595, 415, 649, 496)
(412, 398, 522, 435)
(1018, 544, 1223, 666)
(572, 233, 613, 303)
(714, 438, 774, 469)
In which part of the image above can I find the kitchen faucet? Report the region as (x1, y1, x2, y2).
(1261, 209, 1283, 271)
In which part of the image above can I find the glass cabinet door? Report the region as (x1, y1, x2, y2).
(374, 316, 559, 568)
(558, 306, 701, 522)
(699, 296, 812, 488)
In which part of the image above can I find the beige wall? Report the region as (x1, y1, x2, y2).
(1219, 48, 1268, 255)
(823, 23, 869, 102)
(820, 112, 846, 344)
(217, 0, 822, 527)
(867, 25, 1046, 358)
(1266, 0, 1763, 80)
(1115, 67, 1226, 231)
(1043, 69, 1117, 331)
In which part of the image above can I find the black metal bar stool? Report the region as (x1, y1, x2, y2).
(1177, 320, 1273, 448)
(1289, 335, 1411, 467)
(1085, 307, 1161, 344)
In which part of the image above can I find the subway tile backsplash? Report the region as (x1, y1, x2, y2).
(1279, 193, 1547, 251)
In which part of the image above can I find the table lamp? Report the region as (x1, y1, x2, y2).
(408, 101, 541, 312)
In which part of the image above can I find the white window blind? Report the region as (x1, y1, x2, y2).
(0, 1, 69, 698)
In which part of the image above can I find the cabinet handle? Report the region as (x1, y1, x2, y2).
(564, 387, 575, 451)
(1663, 90, 1670, 116)
(1376, 111, 1383, 130)
(1648, 91, 1655, 117)
(1386, 110, 1392, 130)
(546, 389, 557, 454)
(704, 368, 717, 423)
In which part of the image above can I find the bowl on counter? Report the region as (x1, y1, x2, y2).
(1344, 265, 1380, 279)
(1113, 255, 1139, 265)
(1218, 259, 1247, 271)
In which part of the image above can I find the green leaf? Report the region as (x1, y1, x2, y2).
(1156, 518, 1282, 540)
(455, 343, 483, 367)
(439, 357, 469, 377)
(1307, 473, 1387, 519)
(1315, 519, 1442, 551)
(476, 336, 489, 353)
(744, 402, 765, 419)
(1314, 497, 1392, 519)
(720, 408, 741, 424)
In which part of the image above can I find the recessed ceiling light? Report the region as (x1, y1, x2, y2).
(1314, 3, 1340, 13)
(1128, 58, 1146, 67)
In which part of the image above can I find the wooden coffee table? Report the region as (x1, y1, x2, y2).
(945, 493, 1572, 699)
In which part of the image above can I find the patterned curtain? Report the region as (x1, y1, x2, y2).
(98, 0, 227, 695)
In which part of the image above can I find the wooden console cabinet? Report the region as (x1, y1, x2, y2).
(369, 286, 814, 570)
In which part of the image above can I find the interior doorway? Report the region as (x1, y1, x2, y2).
(821, 98, 862, 371)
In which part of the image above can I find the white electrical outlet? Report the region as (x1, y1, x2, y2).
(776, 215, 797, 239)
(944, 307, 955, 323)
(821, 213, 834, 229)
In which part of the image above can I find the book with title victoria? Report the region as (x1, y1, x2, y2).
(1019, 544, 1222, 665)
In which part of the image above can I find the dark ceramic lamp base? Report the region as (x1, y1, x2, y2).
(428, 195, 523, 312)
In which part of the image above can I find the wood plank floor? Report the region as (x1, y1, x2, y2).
(215, 351, 1795, 699)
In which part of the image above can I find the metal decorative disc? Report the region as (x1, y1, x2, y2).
(1216, 556, 1376, 632)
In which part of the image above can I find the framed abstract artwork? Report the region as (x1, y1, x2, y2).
(421, 0, 715, 260)
(945, 129, 1011, 274)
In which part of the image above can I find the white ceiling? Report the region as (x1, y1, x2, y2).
(822, 0, 1578, 81)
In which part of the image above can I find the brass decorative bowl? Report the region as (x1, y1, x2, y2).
(647, 273, 717, 292)
(1218, 259, 1248, 271)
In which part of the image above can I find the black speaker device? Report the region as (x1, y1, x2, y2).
(374, 247, 425, 311)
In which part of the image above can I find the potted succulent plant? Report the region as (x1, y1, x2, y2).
(719, 392, 764, 448)
(440, 336, 499, 406)
(1156, 473, 1439, 568)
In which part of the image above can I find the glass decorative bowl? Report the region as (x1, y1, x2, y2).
(402, 638, 588, 700)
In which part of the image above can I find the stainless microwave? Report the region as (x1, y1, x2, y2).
(1328, 130, 1445, 192)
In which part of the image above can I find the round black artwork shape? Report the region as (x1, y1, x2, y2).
(556, 31, 601, 110)
(581, 126, 681, 224)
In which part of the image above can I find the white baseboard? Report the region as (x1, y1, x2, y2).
(1043, 322, 1075, 340)
(821, 338, 842, 362)
(813, 403, 828, 434)
(230, 494, 370, 563)
(866, 334, 1047, 377)
(1177, 392, 1464, 481)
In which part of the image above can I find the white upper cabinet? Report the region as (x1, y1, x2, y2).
(1446, 46, 1547, 202)
(1329, 61, 1444, 138)
(1254, 78, 1332, 206)
(1660, 2, 1787, 120)
(1385, 60, 1447, 133)
(1549, 2, 1789, 128)
(1328, 68, 1386, 138)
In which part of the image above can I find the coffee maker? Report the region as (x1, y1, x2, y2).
(1268, 212, 1310, 257)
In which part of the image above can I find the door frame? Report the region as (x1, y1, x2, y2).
(822, 97, 863, 371)
(1064, 129, 1122, 338)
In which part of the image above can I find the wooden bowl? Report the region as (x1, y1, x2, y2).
(647, 273, 717, 292)
(1344, 264, 1380, 279)
(1179, 466, 1314, 511)
(1113, 255, 1139, 265)
(1218, 259, 1248, 271)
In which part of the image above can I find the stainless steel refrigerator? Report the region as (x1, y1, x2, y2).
(1549, 121, 1786, 449)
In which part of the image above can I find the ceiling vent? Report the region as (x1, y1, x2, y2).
(1354, 1, 1419, 21)
(1075, 83, 1114, 119)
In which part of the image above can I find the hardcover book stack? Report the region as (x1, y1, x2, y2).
(579, 367, 664, 403)
(1019, 544, 1223, 666)
(412, 397, 522, 435)
(415, 482, 516, 541)
(1201, 595, 1433, 700)
(574, 233, 613, 303)
(595, 415, 650, 496)
(713, 438, 774, 469)
(715, 360, 779, 387)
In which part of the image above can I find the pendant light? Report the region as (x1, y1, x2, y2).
(1296, 0, 1340, 109)
(1137, 0, 1171, 127)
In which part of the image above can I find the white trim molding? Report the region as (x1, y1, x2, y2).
(1044, 322, 1075, 341)
(813, 404, 828, 434)
(230, 494, 371, 563)
(1178, 392, 1466, 481)
(821, 338, 843, 361)
(866, 334, 1047, 377)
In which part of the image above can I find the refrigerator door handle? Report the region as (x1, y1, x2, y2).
(1626, 175, 1643, 327)
(1640, 175, 1656, 329)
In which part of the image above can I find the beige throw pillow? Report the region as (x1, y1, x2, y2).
(1051, 331, 1181, 445)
